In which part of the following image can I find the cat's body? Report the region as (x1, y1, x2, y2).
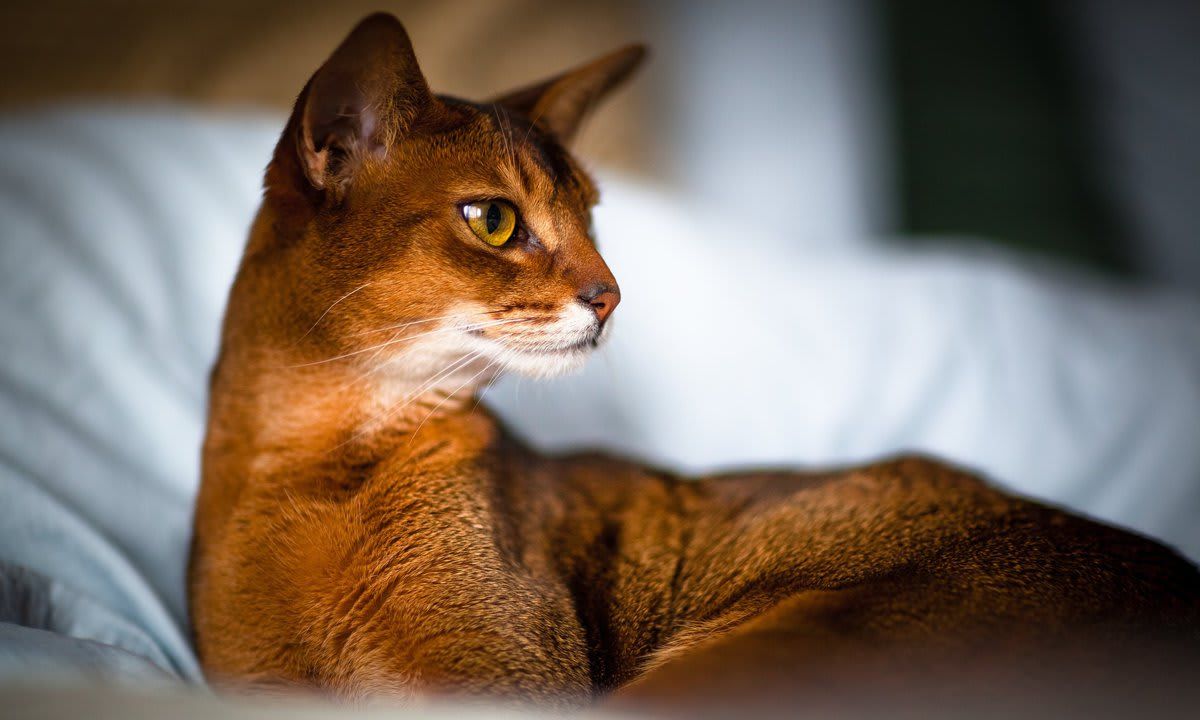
(189, 13, 1200, 712)
(193, 403, 1200, 702)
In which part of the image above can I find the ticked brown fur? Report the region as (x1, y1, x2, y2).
(189, 13, 1200, 712)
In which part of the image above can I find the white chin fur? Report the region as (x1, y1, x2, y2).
(369, 303, 606, 399)
(481, 301, 606, 379)
(489, 344, 593, 379)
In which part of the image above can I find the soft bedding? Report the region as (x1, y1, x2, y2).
(1, 106, 1198, 687)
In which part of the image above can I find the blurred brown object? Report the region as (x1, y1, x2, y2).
(0, 0, 651, 174)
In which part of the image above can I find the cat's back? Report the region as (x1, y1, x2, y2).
(698, 454, 1200, 633)
(605, 456, 1200, 714)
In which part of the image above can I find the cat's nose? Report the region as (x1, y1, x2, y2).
(578, 283, 620, 325)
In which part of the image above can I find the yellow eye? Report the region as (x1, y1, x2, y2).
(462, 200, 517, 246)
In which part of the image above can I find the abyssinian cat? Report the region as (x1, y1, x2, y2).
(189, 13, 1200, 714)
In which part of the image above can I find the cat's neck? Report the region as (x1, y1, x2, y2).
(196, 338, 507, 560)
(212, 349, 497, 454)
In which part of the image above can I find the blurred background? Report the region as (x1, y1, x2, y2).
(2, 0, 1197, 287)
(2, 0, 1200, 710)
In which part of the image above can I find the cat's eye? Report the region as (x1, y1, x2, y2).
(462, 200, 518, 247)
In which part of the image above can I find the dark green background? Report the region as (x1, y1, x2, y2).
(884, 0, 1132, 276)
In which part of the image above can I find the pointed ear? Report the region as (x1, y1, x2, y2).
(492, 44, 647, 146)
(289, 13, 433, 195)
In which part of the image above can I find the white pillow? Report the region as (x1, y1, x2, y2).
(0, 106, 270, 682)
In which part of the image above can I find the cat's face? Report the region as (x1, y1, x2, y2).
(263, 14, 643, 383)
(302, 102, 618, 380)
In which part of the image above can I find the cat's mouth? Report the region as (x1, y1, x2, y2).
(462, 307, 607, 378)
(466, 327, 598, 348)
(520, 335, 599, 355)
(486, 329, 601, 357)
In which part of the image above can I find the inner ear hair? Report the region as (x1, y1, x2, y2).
(492, 44, 647, 146)
(289, 13, 434, 197)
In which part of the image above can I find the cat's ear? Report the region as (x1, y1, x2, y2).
(492, 44, 647, 146)
(289, 13, 434, 194)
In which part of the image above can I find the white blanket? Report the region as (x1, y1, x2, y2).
(1, 106, 1197, 687)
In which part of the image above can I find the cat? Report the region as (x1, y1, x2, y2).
(188, 12, 1200, 715)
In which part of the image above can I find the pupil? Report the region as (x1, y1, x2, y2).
(486, 204, 501, 233)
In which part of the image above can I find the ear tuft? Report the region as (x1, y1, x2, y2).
(493, 44, 647, 146)
(290, 13, 433, 195)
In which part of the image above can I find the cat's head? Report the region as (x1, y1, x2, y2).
(254, 13, 644, 383)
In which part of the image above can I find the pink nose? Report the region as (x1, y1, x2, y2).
(578, 283, 621, 325)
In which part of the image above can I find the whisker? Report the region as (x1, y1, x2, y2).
(333, 327, 406, 392)
(334, 315, 539, 395)
(407, 358, 499, 445)
(298, 283, 371, 341)
(492, 102, 518, 174)
(334, 350, 485, 450)
(286, 317, 528, 368)
(469, 361, 505, 415)
(521, 102, 550, 148)
(505, 111, 518, 170)
(348, 309, 504, 338)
